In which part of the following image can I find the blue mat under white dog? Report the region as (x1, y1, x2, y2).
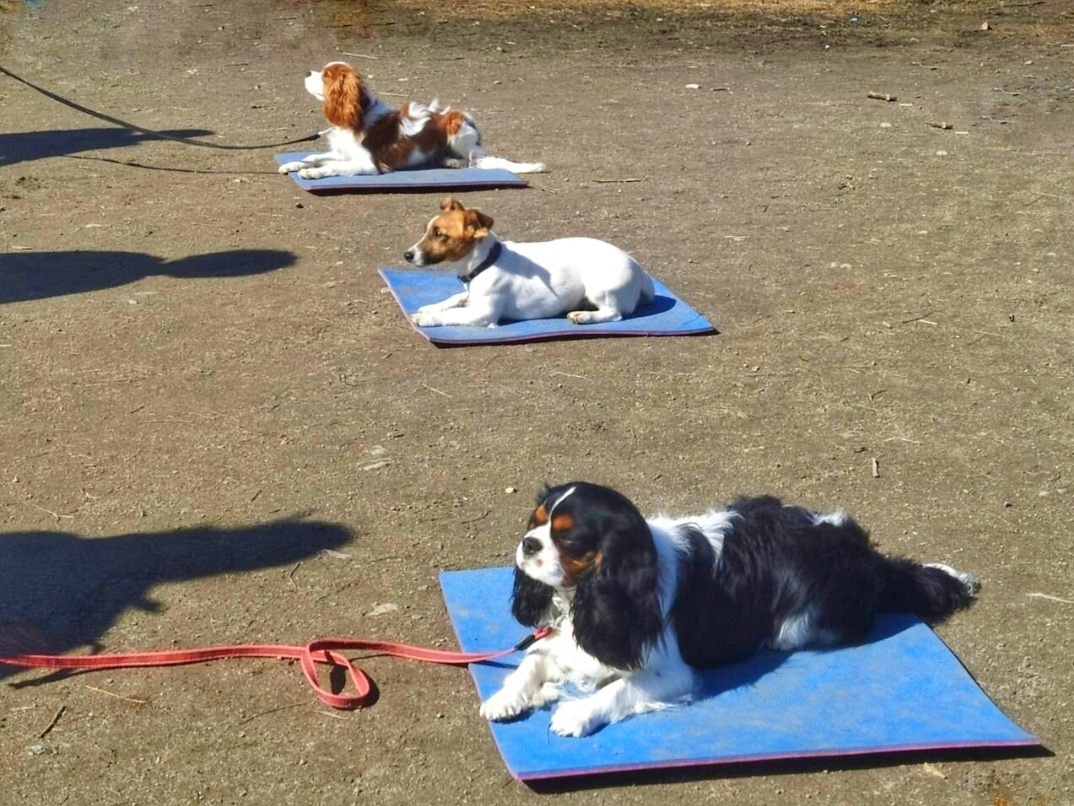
(439, 567, 1039, 783)
(379, 269, 717, 346)
(275, 153, 529, 194)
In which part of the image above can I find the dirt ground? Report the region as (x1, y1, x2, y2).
(1, 0, 1073, 803)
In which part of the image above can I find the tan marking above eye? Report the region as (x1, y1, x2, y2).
(532, 505, 548, 526)
(551, 514, 574, 533)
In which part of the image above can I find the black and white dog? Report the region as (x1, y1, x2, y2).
(480, 482, 979, 737)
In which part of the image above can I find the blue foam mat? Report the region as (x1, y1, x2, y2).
(439, 567, 1039, 782)
(379, 268, 717, 345)
(275, 152, 529, 194)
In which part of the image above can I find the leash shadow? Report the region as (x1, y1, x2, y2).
(0, 518, 353, 683)
(0, 248, 296, 304)
(0, 127, 214, 167)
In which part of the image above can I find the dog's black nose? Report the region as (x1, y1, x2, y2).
(307, 70, 315, 77)
(521, 537, 542, 557)
(403, 249, 416, 264)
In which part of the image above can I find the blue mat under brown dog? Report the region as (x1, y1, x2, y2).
(276, 152, 529, 194)
(439, 567, 1039, 783)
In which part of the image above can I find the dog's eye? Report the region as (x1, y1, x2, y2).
(555, 536, 590, 558)
(432, 228, 443, 238)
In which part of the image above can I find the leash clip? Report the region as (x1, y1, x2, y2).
(513, 626, 554, 652)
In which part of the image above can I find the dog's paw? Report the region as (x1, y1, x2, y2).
(278, 161, 303, 174)
(480, 690, 530, 722)
(298, 166, 332, 180)
(567, 310, 620, 325)
(411, 312, 440, 327)
(549, 700, 603, 738)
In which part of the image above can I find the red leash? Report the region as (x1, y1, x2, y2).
(0, 627, 553, 710)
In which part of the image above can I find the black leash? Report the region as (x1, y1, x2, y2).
(0, 64, 321, 151)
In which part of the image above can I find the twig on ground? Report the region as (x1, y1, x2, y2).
(899, 311, 935, 325)
(38, 705, 66, 739)
(84, 686, 148, 705)
(868, 92, 897, 102)
(460, 510, 491, 525)
(421, 383, 452, 398)
(25, 502, 74, 521)
(238, 702, 305, 725)
(1027, 592, 1074, 605)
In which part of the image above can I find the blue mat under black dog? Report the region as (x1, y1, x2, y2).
(439, 566, 1038, 783)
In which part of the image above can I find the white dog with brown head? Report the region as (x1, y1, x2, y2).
(404, 198, 655, 328)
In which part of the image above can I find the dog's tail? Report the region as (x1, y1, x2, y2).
(471, 154, 547, 174)
(879, 558, 979, 622)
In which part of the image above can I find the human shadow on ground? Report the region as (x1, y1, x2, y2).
(0, 518, 353, 683)
(0, 127, 214, 168)
(0, 248, 296, 304)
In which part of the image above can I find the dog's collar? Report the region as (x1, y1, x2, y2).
(458, 240, 502, 284)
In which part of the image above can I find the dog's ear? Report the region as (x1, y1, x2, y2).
(440, 196, 464, 212)
(510, 567, 553, 627)
(464, 209, 494, 239)
(323, 65, 362, 130)
(572, 502, 662, 670)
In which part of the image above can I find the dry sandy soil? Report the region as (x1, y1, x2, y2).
(1, 0, 1073, 803)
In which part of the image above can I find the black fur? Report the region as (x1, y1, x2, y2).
(510, 566, 553, 628)
(566, 484, 663, 669)
(673, 495, 975, 667)
(878, 559, 976, 621)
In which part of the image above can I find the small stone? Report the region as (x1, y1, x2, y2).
(367, 603, 399, 617)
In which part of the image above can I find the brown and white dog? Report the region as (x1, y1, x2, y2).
(404, 198, 655, 327)
(277, 62, 546, 179)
